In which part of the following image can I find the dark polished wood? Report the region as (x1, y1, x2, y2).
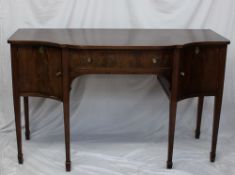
(8, 29, 229, 49)
(8, 29, 230, 171)
(17, 45, 62, 100)
(62, 48, 71, 171)
(210, 46, 227, 162)
(167, 48, 180, 169)
(11, 45, 23, 164)
(178, 45, 224, 100)
(195, 96, 204, 139)
(69, 49, 173, 78)
(24, 97, 30, 140)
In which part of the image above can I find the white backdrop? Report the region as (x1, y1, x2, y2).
(1, 0, 235, 175)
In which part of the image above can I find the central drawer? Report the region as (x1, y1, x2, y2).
(69, 49, 173, 76)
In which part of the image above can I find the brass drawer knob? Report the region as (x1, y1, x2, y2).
(39, 46, 45, 55)
(56, 71, 62, 77)
(195, 47, 200, 55)
(180, 72, 185, 76)
(152, 58, 159, 64)
(87, 57, 92, 63)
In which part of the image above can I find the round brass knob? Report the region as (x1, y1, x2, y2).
(180, 72, 185, 76)
(56, 71, 62, 77)
(195, 47, 200, 55)
(39, 46, 44, 55)
(87, 57, 92, 63)
(152, 58, 158, 64)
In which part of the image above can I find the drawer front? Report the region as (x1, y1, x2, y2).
(178, 45, 223, 99)
(17, 45, 62, 99)
(69, 49, 173, 75)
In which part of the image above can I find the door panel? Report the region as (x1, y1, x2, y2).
(178, 46, 221, 100)
(17, 46, 62, 99)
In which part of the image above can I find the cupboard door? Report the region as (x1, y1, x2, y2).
(17, 46, 62, 100)
(178, 46, 222, 100)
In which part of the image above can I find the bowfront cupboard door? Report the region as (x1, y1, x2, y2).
(178, 45, 225, 100)
(16, 45, 63, 100)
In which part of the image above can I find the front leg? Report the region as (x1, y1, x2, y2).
(63, 100, 71, 171)
(62, 48, 71, 171)
(24, 97, 30, 140)
(167, 98, 178, 168)
(11, 45, 23, 164)
(210, 95, 223, 162)
(210, 46, 227, 162)
(13, 95, 23, 164)
(195, 96, 204, 139)
(166, 48, 180, 169)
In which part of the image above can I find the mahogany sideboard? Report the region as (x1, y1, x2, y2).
(8, 29, 230, 171)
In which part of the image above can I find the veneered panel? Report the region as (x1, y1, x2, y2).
(17, 46, 62, 99)
(69, 49, 173, 76)
(178, 45, 222, 99)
